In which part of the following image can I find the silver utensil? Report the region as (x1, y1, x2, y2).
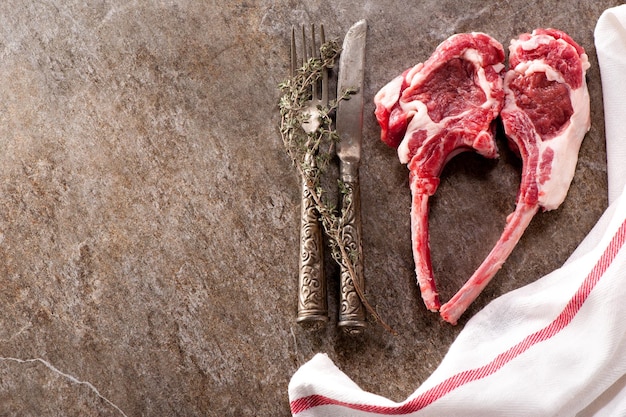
(335, 20, 367, 334)
(292, 25, 329, 327)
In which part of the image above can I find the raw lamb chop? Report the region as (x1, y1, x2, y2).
(440, 29, 591, 324)
(374, 32, 506, 312)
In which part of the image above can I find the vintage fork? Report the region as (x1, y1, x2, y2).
(292, 24, 329, 327)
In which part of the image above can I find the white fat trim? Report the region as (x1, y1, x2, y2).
(474, 66, 501, 111)
(503, 34, 590, 210)
(515, 33, 553, 51)
(462, 48, 483, 65)
(397, 101, 444, 164)
(374, 75, 403, 111)
(406, 62, 424, 86)
(580, 53, 591, 71)
(502, 70, 518, 113)
(514, 59, 565, 83)
(537, 77, 590, 210)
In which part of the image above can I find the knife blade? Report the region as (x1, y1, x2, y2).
(335, 19, 367, 334)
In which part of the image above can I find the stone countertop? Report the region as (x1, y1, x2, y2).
(0, 1, 618, 416)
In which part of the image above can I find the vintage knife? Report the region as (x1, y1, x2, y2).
(335, 19, 367, 334)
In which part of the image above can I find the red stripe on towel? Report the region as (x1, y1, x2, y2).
(291, 219, 626, 415)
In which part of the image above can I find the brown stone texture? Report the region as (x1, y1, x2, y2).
(0, 1, 618, 416)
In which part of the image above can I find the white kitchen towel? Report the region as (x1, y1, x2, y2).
(288, 6, 626, 416)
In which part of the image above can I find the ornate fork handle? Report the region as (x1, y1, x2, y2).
(338, 176, 366, 334)
(292, 24, 329, 328)
(296, 154, 328, 326)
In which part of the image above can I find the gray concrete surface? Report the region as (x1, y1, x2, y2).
(0, 1, 617, 416)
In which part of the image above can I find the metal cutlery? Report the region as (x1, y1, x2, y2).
(289, 20, 369, 334)
(292, 24, 329, 327)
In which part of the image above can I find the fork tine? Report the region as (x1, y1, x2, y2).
(310, 24, 319, 101)
(311, 24, 317, 59)
(301, 25, 307, 67)
(320, 24, 328, 105)
(290, 26, 297, 78)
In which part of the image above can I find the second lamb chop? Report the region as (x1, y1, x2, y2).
(440, 29, 591, 324)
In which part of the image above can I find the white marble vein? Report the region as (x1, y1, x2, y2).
(0, 356, 128, 417)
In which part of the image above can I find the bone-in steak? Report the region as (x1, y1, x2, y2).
(374, 32, 506, 312)
(440, 29, 591, 324)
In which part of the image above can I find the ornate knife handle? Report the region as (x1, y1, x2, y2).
(296, 157, 328, 327)
(338, 177, 366, 334)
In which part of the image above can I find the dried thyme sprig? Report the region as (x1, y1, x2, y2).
(279, 38, 395, 335)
